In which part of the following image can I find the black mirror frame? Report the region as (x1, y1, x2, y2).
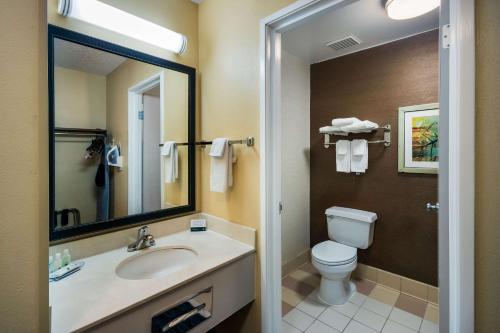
(48, 25, 196, 242)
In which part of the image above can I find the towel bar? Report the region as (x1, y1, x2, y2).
(322, 125, 391, 148)
(159, 137, 255, 147)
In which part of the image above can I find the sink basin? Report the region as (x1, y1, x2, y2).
(116, 246, 198, 280)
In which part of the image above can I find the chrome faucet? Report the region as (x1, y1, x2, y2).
(128, 226, 156, 252)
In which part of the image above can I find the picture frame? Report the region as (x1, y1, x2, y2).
(398, 103, 439, 174)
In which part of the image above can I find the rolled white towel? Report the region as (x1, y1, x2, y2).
(320, 126, 348, 136)
(341, 120, 379, 133)
(332, 117, 359, 127)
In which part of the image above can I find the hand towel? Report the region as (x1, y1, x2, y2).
(332, 117, 360, 127)
(341, 120, 379, 133)
(210, 138, 236, 192)
(209, 138, 226, 157)
(161, 141, 178, 183)
(336, 140, 351, 173)
(351, 139, 368, 173)
(320, 126, 348, 136)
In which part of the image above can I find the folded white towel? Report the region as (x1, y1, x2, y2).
(209, 138, 226, 157)
(210, 138, 236, 192)
(332, 117, 359, 127)
(336, 140, 351, 173)
(351, 139, 368, 173)
(341, 120, 379, 133)
(161, 141, 178, 183)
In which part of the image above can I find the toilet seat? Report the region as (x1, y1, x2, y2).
(312, 241, 357, 266)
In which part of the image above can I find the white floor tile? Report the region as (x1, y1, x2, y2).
(350, 291, 368, 306)
(318, 308, 351, 332)
(382, 320, 418, 333)
(344, 320, 378, 333)
(305, 320, 341, 333)
(284, 308, 315, 332)
(354, 307, 387, 331)
(362, 297, 393, 318)
(389, 308, 423, 331)
(331, 301, 360, 318)
(297, 295, 328, 318)
(282, 320, 302, 333)
(420, 320, 439, 333)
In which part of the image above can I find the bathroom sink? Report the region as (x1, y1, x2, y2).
(115, 246, 198, 280)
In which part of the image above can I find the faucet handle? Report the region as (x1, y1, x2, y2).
(137, 225, 150, 238)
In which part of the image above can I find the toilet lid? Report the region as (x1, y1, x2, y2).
(312, 241, 357, 265)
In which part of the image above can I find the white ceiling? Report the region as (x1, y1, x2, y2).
(282, 0, 439, 64)
(54, 38, 127, 76)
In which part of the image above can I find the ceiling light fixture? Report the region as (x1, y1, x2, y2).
(385, 0, 440, 20)
(57, 0, 187, 54)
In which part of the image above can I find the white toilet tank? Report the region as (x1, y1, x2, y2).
(325, 206, 377, 249)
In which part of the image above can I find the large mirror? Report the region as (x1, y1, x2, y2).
(49, 26, 195, 241)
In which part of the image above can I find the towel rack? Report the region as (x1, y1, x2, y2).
(159, 137, 255, 147)
(322, 125, 391, 148)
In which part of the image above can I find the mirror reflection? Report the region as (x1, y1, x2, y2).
(53, 38, 190, 231)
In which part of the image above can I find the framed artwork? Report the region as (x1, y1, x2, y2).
(398, 103, 439, 174)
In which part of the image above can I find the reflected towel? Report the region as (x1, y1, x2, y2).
(161, 141, 178, 183)
(210, 138, 236, 192)
(336, 140, 351, 173)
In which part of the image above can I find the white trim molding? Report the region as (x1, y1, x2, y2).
(447, 0, 475, 332)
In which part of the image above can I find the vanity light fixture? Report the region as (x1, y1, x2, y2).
(385, 0, 440, 20)
(57, 0, 187, 54)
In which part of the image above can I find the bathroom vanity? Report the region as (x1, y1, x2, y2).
(50, 223, 255, 333)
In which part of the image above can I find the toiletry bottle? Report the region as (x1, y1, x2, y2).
(62, 249, 71, 267)
(54, 253, 62, 270)
(48, 256, 54, 273)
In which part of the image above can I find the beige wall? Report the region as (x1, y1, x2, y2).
(475, 1, 500, 332)
(0, 1, 48, 333)
(54, 66, 107, 128)
(163, 70, 190, 206)
(54, 67, 107, 224)
(198, 1, 295, 331)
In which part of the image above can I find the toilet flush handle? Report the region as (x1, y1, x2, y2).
(426, 202, 440, 212)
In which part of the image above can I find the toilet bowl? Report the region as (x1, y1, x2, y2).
(313, 206, 377, 305)
(312, 240, 358, 305)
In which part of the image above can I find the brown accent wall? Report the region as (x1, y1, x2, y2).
(310, 31, 439, 285)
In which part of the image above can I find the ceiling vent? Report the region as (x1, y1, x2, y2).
(326, 35, 361, 51)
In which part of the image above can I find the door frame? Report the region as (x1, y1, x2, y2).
(259, 0, 475, 332)
(128, 71, 166, 214)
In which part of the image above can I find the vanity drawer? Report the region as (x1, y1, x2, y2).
(86, 253, 255, 333)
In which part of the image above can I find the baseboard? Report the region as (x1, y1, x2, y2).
(353, 263, 439, 305)
(282, 249, 311, 277)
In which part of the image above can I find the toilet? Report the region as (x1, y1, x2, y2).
(312, 206, 377, 305)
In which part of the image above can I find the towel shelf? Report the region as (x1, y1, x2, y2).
(323, 125, 391, 148)
(159, 137, 255, 148)
(54, 127, 107, 138)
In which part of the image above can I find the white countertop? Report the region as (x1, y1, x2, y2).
(50, 230, 255, 333)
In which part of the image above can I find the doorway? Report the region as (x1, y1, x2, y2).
(259, 0, 475, 332)
(128, 72, 166, 215)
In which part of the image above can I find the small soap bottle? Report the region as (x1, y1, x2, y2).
(54, 253, 62, 270)
(62, 249, 71, 267)
(48, 256, 54, 273)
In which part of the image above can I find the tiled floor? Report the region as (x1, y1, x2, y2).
(282, 263, 439, 333)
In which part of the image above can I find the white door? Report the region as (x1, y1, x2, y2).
(142, 91, 161, 213)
